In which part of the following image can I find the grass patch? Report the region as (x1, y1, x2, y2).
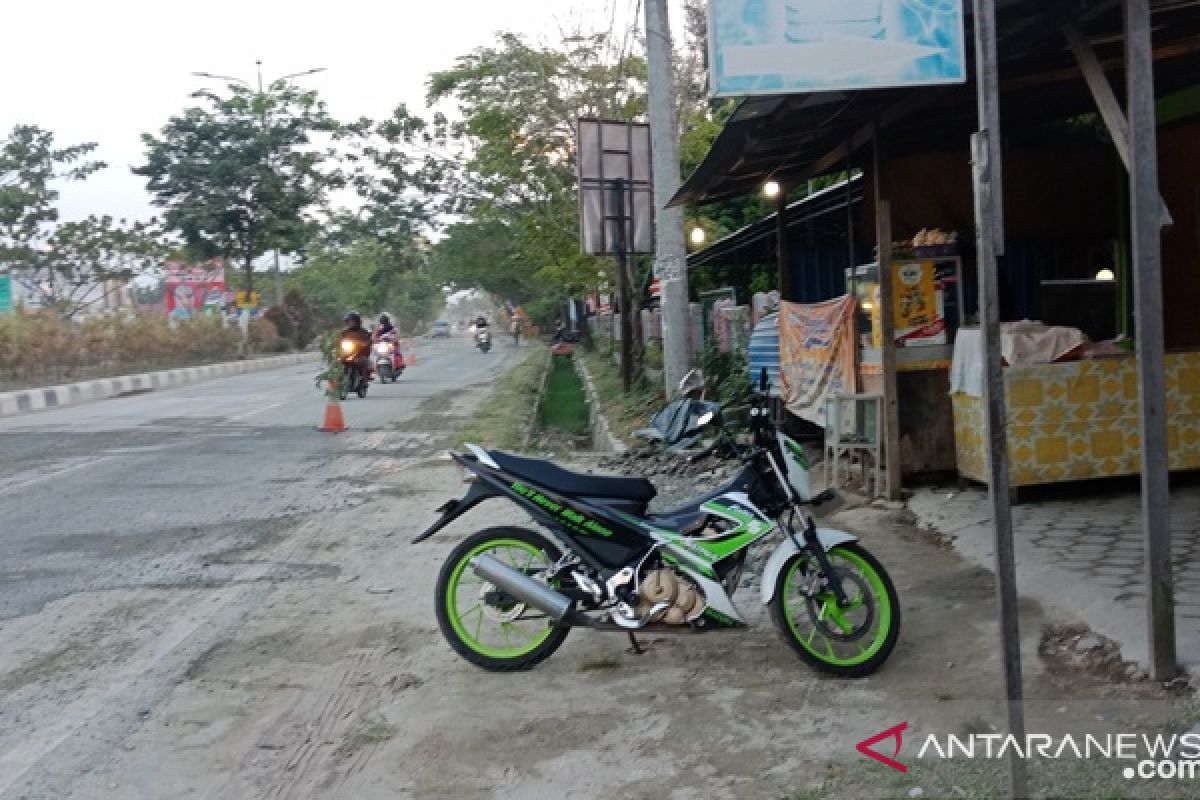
(452, 348, 548, 451)
(577, 347, 665, 444)
(538, 355, 590, 435)
(578, 656, 622, 671)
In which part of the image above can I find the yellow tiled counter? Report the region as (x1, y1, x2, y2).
(953, 352, 1200, 486)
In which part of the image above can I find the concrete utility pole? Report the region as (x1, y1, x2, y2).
(644, 0, 691, 394)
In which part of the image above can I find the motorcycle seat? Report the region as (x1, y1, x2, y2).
(489, 450, 656, 503)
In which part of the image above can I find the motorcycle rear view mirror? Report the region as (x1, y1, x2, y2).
(678, 368, 705, 398)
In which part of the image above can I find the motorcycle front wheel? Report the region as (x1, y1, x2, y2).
(435, 527, 570, 671)
(768, 542, 900, 678)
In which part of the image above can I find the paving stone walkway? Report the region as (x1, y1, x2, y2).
(909, 483, 1200, 672)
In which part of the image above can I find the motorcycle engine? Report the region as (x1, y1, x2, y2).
(635, 568, 706, 625)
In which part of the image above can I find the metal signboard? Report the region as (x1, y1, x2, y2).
(577, 118, 654, 255)
(708, 0, 967, 97)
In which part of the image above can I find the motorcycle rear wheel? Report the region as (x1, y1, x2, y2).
(768, 542, 900, 678)
(435, 527, 570, 671)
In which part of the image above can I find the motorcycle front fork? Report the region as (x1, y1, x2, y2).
(795, 515, 850, 608)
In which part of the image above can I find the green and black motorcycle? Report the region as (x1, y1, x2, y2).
(415, 371, 900, 677)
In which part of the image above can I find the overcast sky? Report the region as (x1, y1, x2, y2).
(1, 0, 674, 225)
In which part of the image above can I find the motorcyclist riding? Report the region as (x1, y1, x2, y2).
(340, 311, 373, 364)
(374, 313, 396, 339)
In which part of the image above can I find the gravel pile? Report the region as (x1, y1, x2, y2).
(596, 448, 744, 513)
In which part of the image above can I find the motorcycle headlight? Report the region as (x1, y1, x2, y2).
(340, 340, 354, 353)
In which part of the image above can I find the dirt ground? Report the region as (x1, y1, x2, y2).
(3, 445, 1193, 799)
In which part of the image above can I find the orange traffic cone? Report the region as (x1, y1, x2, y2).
(319, 380, 347, 432)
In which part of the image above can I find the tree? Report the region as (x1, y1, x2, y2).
(0, 124, 104, 267)
(284, 239, 382, 325)
(134, 81, 342, 292)
(424, 31, 647, 306)
(12, 215, 163, 318)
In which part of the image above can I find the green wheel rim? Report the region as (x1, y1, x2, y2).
(444, 538, 558, 659)
(782, 547, 892, 667)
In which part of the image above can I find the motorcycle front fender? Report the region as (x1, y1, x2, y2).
(760, 527, 858, 605)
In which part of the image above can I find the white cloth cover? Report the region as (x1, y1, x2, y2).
(950, 322, 1088, 397)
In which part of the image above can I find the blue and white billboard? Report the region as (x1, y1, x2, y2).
(708, 0, 967, 96)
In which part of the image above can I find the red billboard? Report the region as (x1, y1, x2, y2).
(164, 259, 226, 319)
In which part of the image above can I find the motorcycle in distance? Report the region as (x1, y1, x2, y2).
(372, 332, 405, 383)
(415, 369, 900, 676)
(475, 328, 492, 354)
(338, 336, 370, 399)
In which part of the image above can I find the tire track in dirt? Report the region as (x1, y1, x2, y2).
(227, 646, 415, 800)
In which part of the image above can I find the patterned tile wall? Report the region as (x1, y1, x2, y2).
(953, 352, 1200, 486)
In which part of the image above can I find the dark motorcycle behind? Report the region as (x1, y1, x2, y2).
(338, 337, 370, 399)
(475, 329, 492, 354)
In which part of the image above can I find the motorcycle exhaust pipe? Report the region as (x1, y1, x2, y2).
(469, 554, 572, 621)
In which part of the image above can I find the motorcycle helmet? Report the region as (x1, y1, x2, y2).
(379, 313, 390, 325)
(344, 310, 362, 328)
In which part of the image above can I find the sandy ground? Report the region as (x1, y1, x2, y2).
(1, 352, 1195, 798)
(9, 479, 1193, 799)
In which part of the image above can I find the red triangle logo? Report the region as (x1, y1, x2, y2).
(856, 721, 909, 773)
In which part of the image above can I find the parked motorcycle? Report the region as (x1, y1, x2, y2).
(475, 329, 492, 354)
(338, 337, 370, 399)
(415, 369, 900, 676)
(373, 333, 405, 383)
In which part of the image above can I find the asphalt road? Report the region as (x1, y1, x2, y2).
(0, 331, 522, 797)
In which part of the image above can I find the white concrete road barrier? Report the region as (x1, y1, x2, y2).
(0, 352, 320, 419)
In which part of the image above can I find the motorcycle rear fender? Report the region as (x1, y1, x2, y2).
(760, 527, 858, 604)
(411, 454, 501, 543)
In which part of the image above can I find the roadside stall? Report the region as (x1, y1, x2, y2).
(952, 328, 1200, 487)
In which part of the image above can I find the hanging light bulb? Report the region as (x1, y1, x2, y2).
(1095, 268, 1115, 281)
(690, 226, 706, 245)
(762, 180, 781, 198)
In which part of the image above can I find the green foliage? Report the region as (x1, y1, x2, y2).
(0, 124, 104, 266)
(538, 355, 590, 435)
(577, 348, 664, 443)
(312, 331, 346, 398)
(286, 237, 442, 331)
(700, 339, 752, 406)
(135, 81, 343, 287)
(453, 348, 549, 451)
(285, 239, 384, 325)
(425, 30, 645, 311)
(0, 125, 159, 318)
(643, 339, 664, 369)
(14, 214, 164, 318)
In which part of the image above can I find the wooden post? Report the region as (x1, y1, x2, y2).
(972, 132, 1028, 800)
(1063, 22, 1172, 225)
(1125, 0, 1177, 681)
(612, 178, 634, 393)
(873, 136, 902, 501)
(972, 2, 1026, 797)
(776, 188, 791, 301)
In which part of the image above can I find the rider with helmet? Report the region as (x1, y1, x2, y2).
(375, 313, 396, 339)
(340, 311, 373, 364)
